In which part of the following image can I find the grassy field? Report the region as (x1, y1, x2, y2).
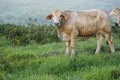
(0, 36, 120, 80)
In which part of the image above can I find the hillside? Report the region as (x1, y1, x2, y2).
(0, 0, 120, 24)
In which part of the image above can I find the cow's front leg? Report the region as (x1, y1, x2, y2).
(70, 36, 76, 56)
(95, 33, 103, 54)
(65, 41, 70, 55)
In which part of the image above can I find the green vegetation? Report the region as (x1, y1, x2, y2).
(1, 0, 120, 79)
(0, 24, 59, 45)
(0, 24, 120, 80)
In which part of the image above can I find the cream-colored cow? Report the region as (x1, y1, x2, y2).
(46, 9, 115, 56)
(110, 8, 120, 27)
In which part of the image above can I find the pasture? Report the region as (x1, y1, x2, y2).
(1, 0, 120, 80)
(0, 26, 120, 80)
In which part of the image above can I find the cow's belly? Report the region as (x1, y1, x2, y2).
(78, 26, 98, 37)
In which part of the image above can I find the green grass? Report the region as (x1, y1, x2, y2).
(0, 37, 120, 80)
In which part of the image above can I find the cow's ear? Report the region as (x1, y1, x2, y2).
(46, 14, 53, 20)
(61, 13, 67, 20)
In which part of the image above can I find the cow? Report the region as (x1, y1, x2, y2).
(46, 9, 115, 56)
(110, 8, 120, 27)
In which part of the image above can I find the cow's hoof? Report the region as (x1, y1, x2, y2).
(65, 53, 70, 56)
(71, 52, 76, 58)
(95, 52, 99, 55)
(70, 55, 75, 59)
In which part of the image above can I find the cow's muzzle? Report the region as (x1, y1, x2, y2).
(54, 22, 60, 26)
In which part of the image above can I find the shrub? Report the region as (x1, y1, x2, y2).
(112, 26, 120, 38)
(0, 23, 60, 45)
(0, 23, 120, 46)
(4, 24, 30, 45)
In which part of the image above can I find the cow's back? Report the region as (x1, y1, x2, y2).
(71, 9, 112, 37)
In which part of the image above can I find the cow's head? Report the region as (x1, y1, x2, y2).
(46, 9, 67, 27)
(110, 8, 120, 27)
(110, 8, 120, 17)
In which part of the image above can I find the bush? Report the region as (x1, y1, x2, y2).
(0, 23, 120, 46)
(27, 24, 59, 44)
(5, 25, 30, 45)
(0, 23, 60, 45)
(112, 26, 120, 38)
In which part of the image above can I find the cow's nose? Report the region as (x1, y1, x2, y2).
(115, 22, 119, 27)
(54, 23, 60, 26)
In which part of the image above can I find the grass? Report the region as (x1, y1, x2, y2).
(0, 37, 120, 80)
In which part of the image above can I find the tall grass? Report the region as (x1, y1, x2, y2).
(0, 24, 120, 80)
(0, 37, 120, 80)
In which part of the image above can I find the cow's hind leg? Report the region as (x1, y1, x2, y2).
(95, 33, 103, 54)
(70, 39, 76, 56)
(105, 33, 115, 53)
(70, 34, 77, 57)
(65, 41, 70, 55)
